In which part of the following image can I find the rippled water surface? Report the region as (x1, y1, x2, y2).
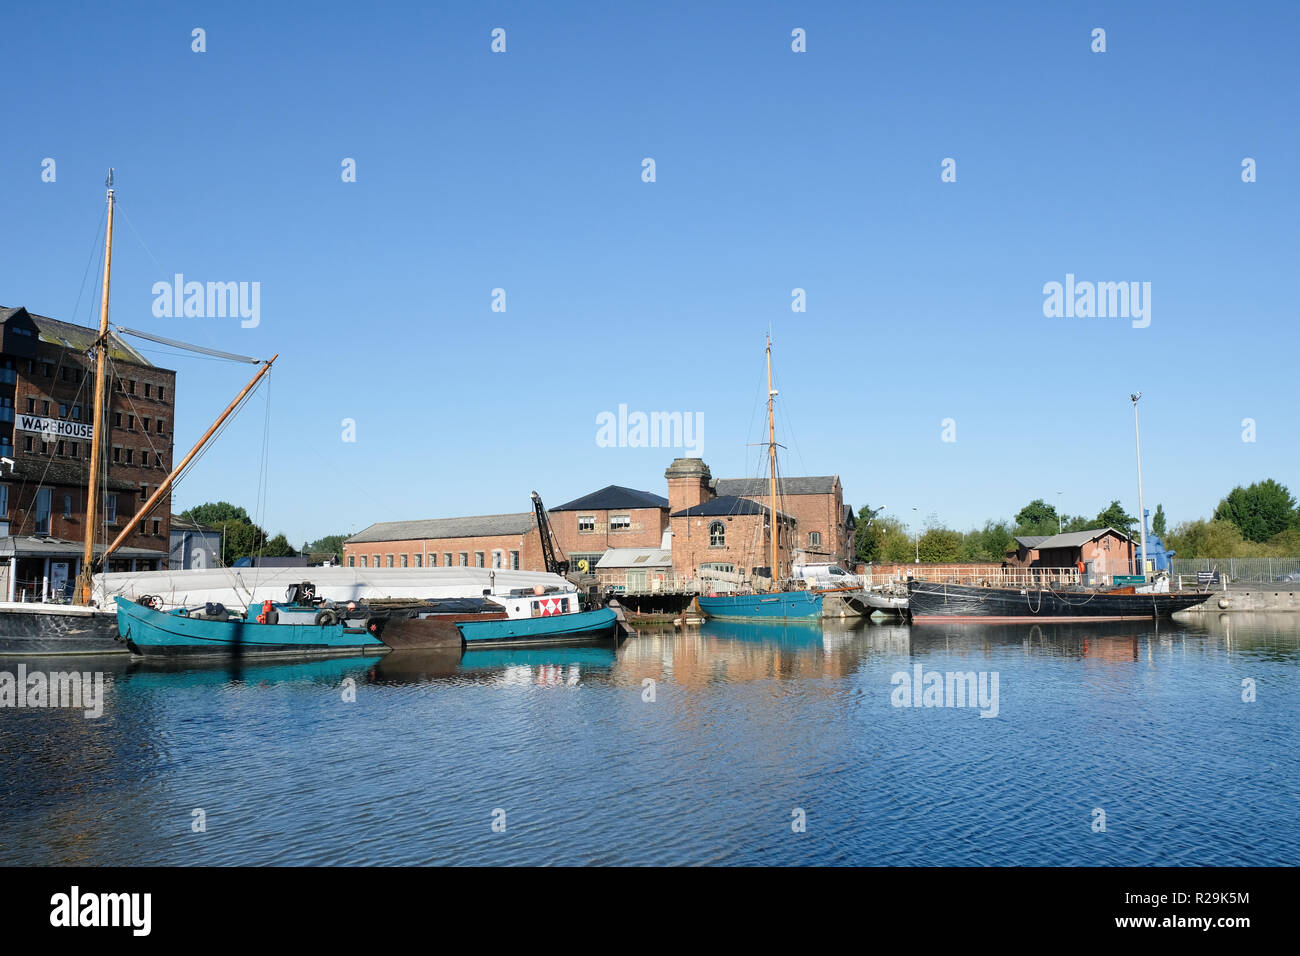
(2, 614, 1297, 865)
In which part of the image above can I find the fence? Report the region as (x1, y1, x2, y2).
(865, 565, 1081, 587)
(1170, 557, 1300, 584)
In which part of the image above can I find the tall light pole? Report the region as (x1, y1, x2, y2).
(1056, 491, 1063, 533)
(1131, 393, 1148, 579)
(912, 507, 919, 564)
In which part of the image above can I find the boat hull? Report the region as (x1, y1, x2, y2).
(115, 597, 388, 659)
(456, 607, 619, 647)
(696, 590, 823, 622)
(907, 581, 1209, 622)
(0, 604, 126, 655)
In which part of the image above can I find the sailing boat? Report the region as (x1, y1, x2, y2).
(695, 336, 823, 623)
(0, 171, 277, 654)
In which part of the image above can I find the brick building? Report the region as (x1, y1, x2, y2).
(0, 306, 176, 600)
(343, 513, 544, 571)
(547, 485, 669, 575)
(1005, 527, 1137, 582)
(712, 474, 853, 566)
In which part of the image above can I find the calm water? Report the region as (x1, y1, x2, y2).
(1, 613, 1297, 866)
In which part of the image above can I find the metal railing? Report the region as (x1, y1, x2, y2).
(1170, 557, 1300, 584)
(866, 565, 1082, 587)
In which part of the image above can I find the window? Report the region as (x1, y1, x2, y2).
(113, 412, 122, 427)
(474, 552, 484, 568)
(106, 495, 117, 523)
(59, 403, 68, 418)
(385, 554, 393, 568)
(112, 446, 121, 463)
(35, 488, 51, 534)
(510, 550, 519, 570)
(128, 380, 136, 395)
(444, 553, 452, 567)
(139, 482, 148, 501)
(709, 521, 726, 547)
(428, 553, 436, 567)
(492, 550, 503, 569)
(0, 484, 8, 517)
(459, 552, 468, 567)
(154, 453, 162, 467)
(141, 448, 150, 467)
(70, 443, 78, 458)
(144, 384, 151, 398)
(125, 449, 134, 465)
(127, 415, 135, 431)
(413, 553, 421, 567)
(152, 519, 160, 536)
(157, 419, 166, 435)
(56, 441, 65, 457)
(809, 531, 822, 548)
(41, 362, 52, 377)
(41, 400, 49, 415)
(157, 387, 165, 402)
(72, 405, 81, 420)
(142, 417, 150, 432)
(348, 555, 355, 567)
(23, 437, 32, 453)
(359, 555, 367, 567)
(400, 554, 408, 568)
(25, 397, 34, 413)
(578, 515, 595, 533)
(611, 514, 631, 532)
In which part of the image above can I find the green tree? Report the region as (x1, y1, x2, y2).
(1094, 500, 1137, 537)
(1166, 519, 1249, 559)
(306, 534, 348, 557)
(1014, 498, 1060, 536)
(961, 520, 1014, 562)
(853, 505, 886, 563)
(180, 501, 251, 525)
(918, 527, 963, 563)
(1213, 479, 1298, 543)
(1152, 504, 1167, 538)
(259, 534, 297, 558)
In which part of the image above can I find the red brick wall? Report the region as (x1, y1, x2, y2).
(550, 506, 667, 557)
(344, 529, 545, 571)
(670, 512, 795, 581)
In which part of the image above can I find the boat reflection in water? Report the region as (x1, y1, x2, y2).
(367, 644, 621, 687)
(120, 653, 380, 688)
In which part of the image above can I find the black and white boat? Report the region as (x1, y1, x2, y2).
(907, 580, 1208, 623)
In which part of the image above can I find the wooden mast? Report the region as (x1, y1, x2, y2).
(76, 170, 114, 605)
(766, 334, 778, 591)
(100, 355, 278, 564)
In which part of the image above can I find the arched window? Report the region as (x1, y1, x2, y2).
(709, 520, 725, 547)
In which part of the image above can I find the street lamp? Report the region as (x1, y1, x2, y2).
(1056, 491, 1062, 533)
(912, 507, 919, 564)
(1131, 392, 1148, 579)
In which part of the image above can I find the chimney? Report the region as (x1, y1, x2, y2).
(665, 458, 712, 515)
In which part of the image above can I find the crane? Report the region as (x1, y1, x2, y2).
(529, 491, 569, 576)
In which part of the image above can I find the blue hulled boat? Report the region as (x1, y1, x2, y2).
(696, 590, 823, 622)
(115, 596, 389, 659)
(456, 606, 619, 647)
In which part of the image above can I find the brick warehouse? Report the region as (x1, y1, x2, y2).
(343, 457, 855, 589)
(0, 306, 177, 600)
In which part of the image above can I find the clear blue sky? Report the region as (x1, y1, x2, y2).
(2, 1, 1296, 545)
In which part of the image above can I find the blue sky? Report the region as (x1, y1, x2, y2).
(2, 1, 1296, 545)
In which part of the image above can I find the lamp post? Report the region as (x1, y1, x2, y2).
(1056, 491, 1062, 533)
(912, 507, 919, 564)
(1131, 392, 1148, 579)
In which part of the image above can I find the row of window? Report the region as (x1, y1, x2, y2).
(349, 550, 521, 570)
(16, 435, 166, 468)
(0, 484, 159, 536)
(112, 411, 167, 434)
(577, 514, 633, 533)
(113, 378, 167, 402)
(7, 360, 169, 404)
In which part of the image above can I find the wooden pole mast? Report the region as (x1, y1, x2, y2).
(76, 170, 114, 605)
(767, 334, 778, 590)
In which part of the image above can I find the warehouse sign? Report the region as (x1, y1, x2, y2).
(17, 414, 94, 441)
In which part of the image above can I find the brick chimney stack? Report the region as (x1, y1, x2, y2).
(665, 458, 712, 514)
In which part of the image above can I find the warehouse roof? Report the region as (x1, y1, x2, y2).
(1, 306, 154, 366)
(1033, 527, 1134, 549)
(713, 475, 839, 497)
(346, 513, 535, 544)
(550, 485, 669, 512)
(670, 495, 792, 521)
(595, 548, 673, 569)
